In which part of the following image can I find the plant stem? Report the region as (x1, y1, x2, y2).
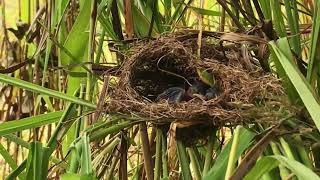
(225, 126, 241, 180)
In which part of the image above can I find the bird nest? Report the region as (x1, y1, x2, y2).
(104, 33, 293, 127)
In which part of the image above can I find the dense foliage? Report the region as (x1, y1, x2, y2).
(0, 0, 320, 179)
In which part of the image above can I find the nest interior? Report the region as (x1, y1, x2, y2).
(105, 34, 293, 130)
(130, 44, 197, 101)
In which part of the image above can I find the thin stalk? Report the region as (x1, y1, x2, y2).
(225, 126, 241, 180)
(161, 130, 169, 178)
(188, 148, 201, 180)
(85, 0, 97, 128)
(216, 0, 245, 31)
(270, 142, 290, 179)
(41, 0, 53, 87)
(106, 151, 120, 180)
(283, 0, 301, 56)
(94, 28, 106, 64)
(203, 131, 216, 175)
(139, 123, 154, 180)
(197, 0, 204, 58)
(293, 136, 313, 168)
(119, 134, 128, 180)
(154, 128, 162, 180)
(279, 138, 298, 160)
(219, 7, 226, 32)
(68, 139, 82, 173)
(69, 85, 85, 172)
(271, 0, 286, 37)
(176, 139, 192, 180)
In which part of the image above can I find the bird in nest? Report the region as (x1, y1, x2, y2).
(156, 79, 219, 103)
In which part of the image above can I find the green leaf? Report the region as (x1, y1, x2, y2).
(0, 74, 96, 109)
(307, 2, 320, 90)
(272, 155, 320, 180)
(197, 69, 216, 87)
(60, 0, 91, 65)
(270, 38, 300, 103)
(245, 156, 320, 180)
(271, 0, 286, 37)
(189, 6, 220, 16)
(89, 121, 137, 141)
(0, 111, 63, 136)
(244, 156, 279, 180)
(269, 39, 320, 132)
(176, 140, 192, 180)
(203, 127, 256, 180)
(0, 143, 18, 174)
(26, 142, 49, 180)
(61, 173, 81, 180)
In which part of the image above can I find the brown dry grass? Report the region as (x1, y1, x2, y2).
(102, 32, 296, 130)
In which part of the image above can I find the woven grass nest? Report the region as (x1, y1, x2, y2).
(105, 32, 294, 128)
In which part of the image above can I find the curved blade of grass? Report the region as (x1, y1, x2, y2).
(270, 37, 300, 103)
(6, 160, 27, 180)
(89, 121, 137, 141)
(270, 0, 286, 37)
(269, 39, 320, 132)
(0, 143, 18, 175)
(60, 0, 90, 65)
(3, 134, 67, 169)
(189, 6, 220, 16)
(40, 101, 78, 179)
(0, 74, 96, 109)
(271, 155, 320, 180)
(203, 127, 256, 180)
(258, 0, 271, 19)
(243, 156, 280, 180)
(225, 126, 242, 179)
(283, 0, 301, 56)
(80, 135, 93, 176)
(176, 139, 192, 180)
(0, 111, 63, 136)
(26, 142, 49, 179)
(307, 2, 320, 89)
(244, 155, 320, 180)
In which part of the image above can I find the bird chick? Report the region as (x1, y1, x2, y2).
(156, 87, 187, 103)
(188, 79, 219, 100)
(156, 80, 220, 103)
(205, 86, 219, 100)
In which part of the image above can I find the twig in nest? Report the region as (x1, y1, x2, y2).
(156, 52, 192, 86)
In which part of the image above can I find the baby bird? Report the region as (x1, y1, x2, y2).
(156, 87, 187, 103)
(156, 80, 220, 103)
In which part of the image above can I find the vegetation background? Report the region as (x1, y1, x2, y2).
(0, 0, 320, 179)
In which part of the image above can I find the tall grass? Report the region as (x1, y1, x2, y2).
(0, 0, 319, 179)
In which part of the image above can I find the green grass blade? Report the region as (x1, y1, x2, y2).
(0, 143, 18, 174)
(0, 74, 96, 108)
(89, 121, 136, 141)
(271, 155, 320, 180)
(5, 160, 27, 180)
(283, 0, 301, 56)
(225, 126, 242, 179)
(269, 39, 320, 132)
(258, 0, 271, 19)
(271, 0, 286, 37)
(189, 6, 220, 16)
(25, 142, 48, 180)
(244, 156, 280, 180)
(0, 111, 63, 136)
(307, 2, 320, 90)
(60, 0, 91, 66)
(203, 127, 256, 180)
(176, 139, 192, 180)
